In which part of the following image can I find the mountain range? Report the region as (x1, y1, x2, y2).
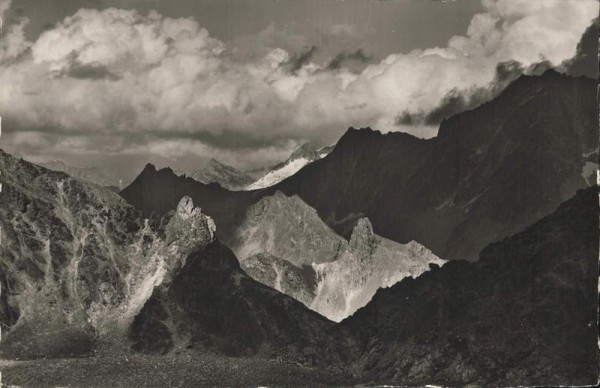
(0, 151, 339, 363)
(121, 70, 597, 262)
(179, 143, 334, 191)
(1, 68, 597, 386)
(2, 146, 595, 385)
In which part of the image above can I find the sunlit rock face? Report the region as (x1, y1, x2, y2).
(225, 191, 345, 267)
(0, 150, 215, 359)
(227, 192, 444, 322)
(312, 218, 445, 322)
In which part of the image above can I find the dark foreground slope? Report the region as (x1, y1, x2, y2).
(130, 241, 344, 364)
(341, 186, 599, 386)
(121, 71, 597, 261)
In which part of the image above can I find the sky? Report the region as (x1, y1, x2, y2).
(0, 0, 597, 180)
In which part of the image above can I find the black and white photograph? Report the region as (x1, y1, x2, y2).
(0, 0, 598, 386)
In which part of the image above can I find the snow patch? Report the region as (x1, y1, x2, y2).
(245, 158, 310, 190)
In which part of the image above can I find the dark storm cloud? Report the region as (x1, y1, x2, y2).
(284, 45, 318, 74)
(68, 64, 121, 80)
(325, 49, 371, 71)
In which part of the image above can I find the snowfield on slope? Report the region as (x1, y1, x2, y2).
(245, 158, 311, 190)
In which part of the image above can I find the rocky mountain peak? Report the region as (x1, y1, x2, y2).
(175, 196, 196, 219)
(165, 196, 217, 251)
(141, 163, 158, 174)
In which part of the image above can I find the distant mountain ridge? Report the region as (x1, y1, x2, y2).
(185, 159, 255, 191)
(271, 70, 598, 260)
(41, 160, 123, 189)
(177, 143, 334, 191)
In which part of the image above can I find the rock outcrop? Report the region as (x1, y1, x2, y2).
(227, 192, 444, 322)
(225, 191, 345, 266)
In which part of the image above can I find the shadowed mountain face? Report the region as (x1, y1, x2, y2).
(0, 150, 216, 359)
(274, 71, 598, 261)
(340, 186, 599, 386)
(121, 71, 597, 261)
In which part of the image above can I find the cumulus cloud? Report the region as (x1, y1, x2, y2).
(0, 0, 10, 19)
(0, 0, 596, 178)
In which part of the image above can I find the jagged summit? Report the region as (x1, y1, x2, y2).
(142, 163, 158, 173)
(224, 190, 345, 267)
(349, 217, 377, 252)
